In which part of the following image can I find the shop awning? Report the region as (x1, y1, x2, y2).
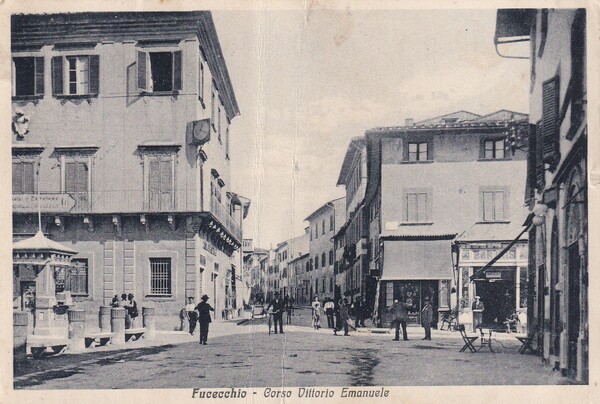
(469, 215, 533, 281)
(381, 239, 453, 281)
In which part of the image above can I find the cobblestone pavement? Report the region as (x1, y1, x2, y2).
(14, 323, 574, 389)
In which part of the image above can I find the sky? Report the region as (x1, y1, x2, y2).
(212, 8, 530, 249)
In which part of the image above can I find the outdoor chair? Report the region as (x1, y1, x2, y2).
(457, 324, 478, 353)
(440, 311, 457, 331)
(516, 323, 539, 354)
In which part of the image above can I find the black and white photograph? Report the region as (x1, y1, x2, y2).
(2, 1, 596, 403)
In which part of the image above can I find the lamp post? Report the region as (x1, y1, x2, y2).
(451, 240, 461, 326)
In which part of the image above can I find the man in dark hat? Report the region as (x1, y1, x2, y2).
(196, 295, 214, 345)
(421, 297, 433, 340)
(266, 291, 284, 334)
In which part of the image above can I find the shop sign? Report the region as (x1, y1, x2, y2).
(13, 194, 75, 213)
(486, 272, 502, 279)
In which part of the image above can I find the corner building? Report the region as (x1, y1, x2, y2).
(11, 12, 248, 329)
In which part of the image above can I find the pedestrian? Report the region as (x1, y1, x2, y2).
(111, 294, 120, 307)
(472, 296, 484, 331)
(186, 297, 198, 335)
(179, 304, 188, 332)
(127, 293, 138, 328)
(334, 299, 342, 334)
(119, 293, 131, 329)
(266, 292, 285, 334)
(324, 298, 335, 328)
(339, 298, 350, 336)
(353, 297, 363, 328)
(196, 294, 214, 345)
(421, 298, 433, 340)
(284, 295, 292, 324)
(390, 298, 411, 341)
(311, 296, 321, 329)
(360, 297, 368, 327)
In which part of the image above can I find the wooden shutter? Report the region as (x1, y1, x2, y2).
(160, 158, 173, 210)
(76, 162, 88, 192)
(148, 158, 160, 210)
(426, 140, 433, 161)
(52, 56, 63, 95)
(173, 50, 182, 91)
(525, 124, 537, 200)
(22, 162, 35, 194)
(542, 77, 559, 166)
(89, 55, 99, 94)
(12, 162, 23, 194)
(34, 57, 44, 95)
(65, 162, 76, 193)
(137, 51, 147, 91)
(535, 121, 545, 189)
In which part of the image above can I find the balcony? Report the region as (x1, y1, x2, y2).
(13, 190, 242, 241)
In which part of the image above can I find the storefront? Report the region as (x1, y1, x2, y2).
(376, 238, 453, 327)
(458, 241, 528, 331)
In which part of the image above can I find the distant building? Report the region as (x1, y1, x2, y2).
(305, 198, 346, 301)
(363, 111, 530, 328)
(11, 12, 249, 329)
(495, 8, 588, 382)
(336, 138, 375, 307)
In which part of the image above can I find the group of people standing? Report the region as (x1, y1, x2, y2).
(310, 296, 366, 336)
(389, 297, 433, 341)
(111, 293, 138, 329)
(180, 295, 215, 345)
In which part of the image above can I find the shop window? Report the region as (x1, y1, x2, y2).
(68, 258, 89, 296)
(52, 55, 99, 96)
(137, 50, 182, 92)
(150, 257, 172, 295)
(13, 57, 44, 96)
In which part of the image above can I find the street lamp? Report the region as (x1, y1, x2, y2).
(451, 240, 461, 326)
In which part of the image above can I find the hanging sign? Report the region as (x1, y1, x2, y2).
(13, 194, 76, 213)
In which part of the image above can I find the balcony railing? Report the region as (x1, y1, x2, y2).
(13, 190, 242, 240)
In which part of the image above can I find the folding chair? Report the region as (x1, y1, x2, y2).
(517, 324, 538, 354)
(457, 324, 478, 353)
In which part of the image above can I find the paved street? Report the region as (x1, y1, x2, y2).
(14, 323, 572, 389)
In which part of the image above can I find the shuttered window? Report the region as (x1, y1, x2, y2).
(542, 77, 560, 168)
(137, 50, 182, 92)
(535, 121, 545, 189)
(12, 161, 35, 194)
(13, 57, 44, 96)
(482, 190, 505, 221)
(52, 55, 99, 96)
(405, 192, 429, 222)
(65, 161, 88, 193)
(150, 258, 172, 295)
(148, 156, 174, 211)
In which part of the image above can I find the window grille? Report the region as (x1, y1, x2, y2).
(150, 258, 172, 295)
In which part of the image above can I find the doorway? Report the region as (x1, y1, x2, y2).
(475, 280, 515, 326)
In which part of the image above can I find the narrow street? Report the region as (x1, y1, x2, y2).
(14, 324, 572, 389)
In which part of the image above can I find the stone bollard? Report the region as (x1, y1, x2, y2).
(68, 309, 87, 353)
(99, 306, 111, 332)
(142, 307, 155, 341)
(110, 308, 126, 346)
(13, 311, 29, 359)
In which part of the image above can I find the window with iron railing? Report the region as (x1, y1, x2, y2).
(150, 257, 172, 295)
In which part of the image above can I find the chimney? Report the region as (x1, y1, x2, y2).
(405, 118, 414, 127)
